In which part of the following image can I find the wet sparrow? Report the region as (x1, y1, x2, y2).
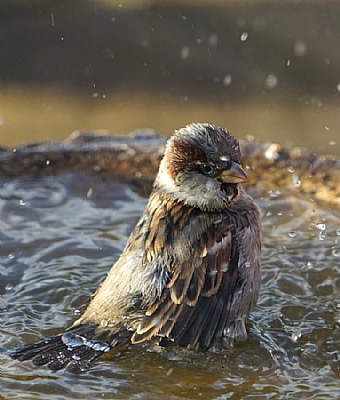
(12, 123, 261, 373)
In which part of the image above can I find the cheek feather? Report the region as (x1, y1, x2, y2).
(166, 137, 206, 181)
(206, 179, 218, 192)
(159, 164, 177, 191)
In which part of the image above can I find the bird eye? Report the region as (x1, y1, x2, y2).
(200, 163, 214, 175)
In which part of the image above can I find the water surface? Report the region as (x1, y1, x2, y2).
(0, 171, 339, 399)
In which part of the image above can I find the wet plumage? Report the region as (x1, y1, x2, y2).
(12, 123, 261, 373)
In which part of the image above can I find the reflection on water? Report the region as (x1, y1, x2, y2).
(0, 172, 339, 399)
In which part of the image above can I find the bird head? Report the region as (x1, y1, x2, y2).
(155, 123, 248, 210)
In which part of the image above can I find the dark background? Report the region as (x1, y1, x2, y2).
(0, 0, 339, 155)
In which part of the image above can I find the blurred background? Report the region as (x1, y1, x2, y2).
(0, 0, 339, 155)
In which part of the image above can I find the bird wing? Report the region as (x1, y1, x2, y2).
(131, 196, 247, 348)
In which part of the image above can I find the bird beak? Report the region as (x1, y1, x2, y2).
(218, 161, 248, 183)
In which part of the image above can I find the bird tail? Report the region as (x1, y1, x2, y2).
(11, 324, 125, 373)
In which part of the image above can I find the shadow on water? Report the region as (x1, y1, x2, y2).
(0, 167, 339, 399)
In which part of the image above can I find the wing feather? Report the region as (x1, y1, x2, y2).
(132, 197, 240, 347)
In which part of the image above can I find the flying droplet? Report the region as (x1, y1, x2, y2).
(265, 74, 278, 89)
(223, 75, 232, 86)
(208, 33, 218, 47)
(181, 47, 189, 59)
(240, 32, 248, 41)
(294, 40, 307, 56)
(86, 188, 94, 199)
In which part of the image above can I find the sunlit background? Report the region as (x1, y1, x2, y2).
(0, 0, 339, 155)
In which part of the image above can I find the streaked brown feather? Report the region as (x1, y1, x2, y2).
(136, 198, 238, 347)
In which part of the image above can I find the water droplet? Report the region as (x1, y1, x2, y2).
(265, 144, 281, 160)
(288, 231, 297, 238)
(19, 199, 26, 206)
(8, 253, 15, 259)
(286, 59, 291, 66)
(86, 340, 110, 352)
(223, 75, 232, 86)
(332, 248, 340, 257)
(294, 40, 307, 56)
(291, 329, 302, 342)
(5, 283, 13, 291)
(208, 33, 218, 47)
(334, 300, 340, 310)
(74, 309, 81, 316)
(319, 230, 327, 240)
(336, 82, 340, 93)
(100, 319, 109, 328)
(288, 166, 295, 173)
(46, 159, 51, 166)
(62, 332, 86, 348)
(181, 47, 189, 59)
(268, 189, 281, 198)
(315, 223, 326, 231)
(240, 32, 248, 41)
(293, 175, 301, 188)
(336, 229, 340, 236)
(301, 343, 318, 356)
(86, 188, 94, 199)
(72, 354, 81, 361)
(325, 126, 330, 131)
(265, 74, 278, 89)
(329, 140, 336, 146)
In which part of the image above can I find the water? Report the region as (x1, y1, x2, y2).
(0, 172, 339, 399)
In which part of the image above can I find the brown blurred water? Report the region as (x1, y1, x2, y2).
(0, 0, 340, 155)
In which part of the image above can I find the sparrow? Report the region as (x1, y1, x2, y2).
(12, 123, 261, 373)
